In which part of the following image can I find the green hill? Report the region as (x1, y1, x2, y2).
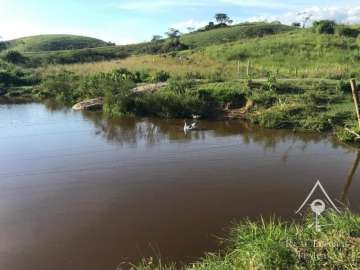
(181, 22, 294, 48)
(3, 34, 111, 52)
(2, 22, 360, 73)
(2, 23, 294, 65)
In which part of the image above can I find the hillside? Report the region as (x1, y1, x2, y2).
(7, 23, 295, 65)
(41, 27, 360, 80)
(181, 22, 294, 47)
(2, 34, 111, 52)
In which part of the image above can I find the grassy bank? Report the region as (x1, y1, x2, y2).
(130, 211, 359, 270)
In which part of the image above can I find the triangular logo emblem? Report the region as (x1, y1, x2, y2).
(295, 180, 340, 214)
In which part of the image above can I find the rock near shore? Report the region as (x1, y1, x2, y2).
(72, 98, 104, 111)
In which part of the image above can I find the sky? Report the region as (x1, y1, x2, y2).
(0, 0, 360, 44)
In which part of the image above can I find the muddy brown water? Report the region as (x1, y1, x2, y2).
(0, 102, 359, 270)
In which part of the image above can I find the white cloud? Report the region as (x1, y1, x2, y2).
(247, 6, 360, 25)
(171, 19, 208, 32)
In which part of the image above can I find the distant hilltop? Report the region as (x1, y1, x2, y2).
(0, 34, 115, 53)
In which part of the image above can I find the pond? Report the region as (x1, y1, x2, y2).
(0, 102, 359, 270)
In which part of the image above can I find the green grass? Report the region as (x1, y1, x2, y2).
(2, 34, 110, 52)
(129, 211, 360, 270)
(202, 28, 360, 79)
(181, 22, 294, 48)
(37, 27, 360, 80)
(1, 23, 296, 66)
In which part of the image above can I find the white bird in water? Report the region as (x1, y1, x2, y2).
(184, 121, 197, 132)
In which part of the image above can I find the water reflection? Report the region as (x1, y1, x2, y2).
(81, 110, 343, 153)
(342, 149, 360, 204)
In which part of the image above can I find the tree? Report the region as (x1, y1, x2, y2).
(151, 35, 163, 42)
(163, 28, 188, 52)
(292, 22, 301, 27)
(0, 41, 7, 51)
(186, 27, 195, 33)
(205, 22, 215, 30)
(165, 28, 181, 40)
(215, 13, 232, 25)
(337, 27, 359, 38)
(0, 36, 7, 52)
(313, 20, 336, 34)
(297, 12, 313, 28)
(3, 50, 26, 64)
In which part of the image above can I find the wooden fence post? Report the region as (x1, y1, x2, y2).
(246, 60, 250, 77)
(350, 79, 360, 128)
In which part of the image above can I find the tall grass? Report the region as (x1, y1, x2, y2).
(129, 211, 360, 270)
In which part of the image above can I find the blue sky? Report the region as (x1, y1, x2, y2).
(1, 0, 360, 44)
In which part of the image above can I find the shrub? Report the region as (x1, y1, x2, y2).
(134, 70, 151, 83)
(152, 70, 170, 82)
(103, 79, 135, 116)
(300, 115, 332, 132)
(337, 27, 359, 38)
(251, 89, 277, 108)
(263, 74, 277, 91)
(3, 51, 27, 65)
(196, 89, 222, 118)
(212, 88, 246, 107)
(303, 90, 329, 105)
(78, 69, 136, 100)
(37, 70, 80, 102)
(130, 91, 200, 118)
(160, 40, 188, 53)
(0, 41, 8, 51)
(253, 108, 294, 128)
(168, 77, 196, 94)
(0, 66, 37, 87)
(336, 80, 352, 93)
(313, 20, 336, 34)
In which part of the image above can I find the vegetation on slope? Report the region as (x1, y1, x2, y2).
(0, 34, 112, 52)
(40, 25, 360, 80)
(181, 22, 294, 48)
(0, 22, 296, 66)
(203, 28, 360, 79)
(0, 59, 39, 97)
